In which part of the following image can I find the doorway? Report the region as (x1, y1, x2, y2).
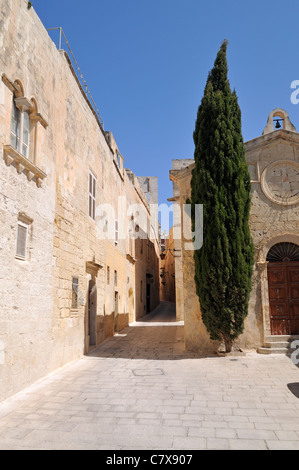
(128, 288, 134, 323)
(114, 291, 119, 332)
(267, 242, 299, 335)
(146, 283, 151, 314)
(88, 279, 97, 346)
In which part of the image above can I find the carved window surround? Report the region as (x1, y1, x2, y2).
(3, 144, 47, 187)
(2, 74, 48, 129)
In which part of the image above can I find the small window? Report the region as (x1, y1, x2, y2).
(72, 277, 79, 309)
(140, 238, 143, 254)
(16, 221, 28, 260)
(114, 270, 117, 286)
(89, 171, 96, 220)
(115, 220, 119, 244)
(140, 280, 143, 302)
(107, 266, 110, 285)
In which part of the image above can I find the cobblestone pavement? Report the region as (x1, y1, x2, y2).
(1, 302, 299, 450)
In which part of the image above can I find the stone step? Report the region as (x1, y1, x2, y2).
(257, 347, 290, 355)
(265, 335, 299, 343)
(257, 335, 299, 355)
(258, 335, 299, 355)
(264, 341, 292, 349)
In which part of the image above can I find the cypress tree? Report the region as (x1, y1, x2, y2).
(191, 40, 254, 352)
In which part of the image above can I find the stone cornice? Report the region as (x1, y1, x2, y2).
(245, 129, 299, 154)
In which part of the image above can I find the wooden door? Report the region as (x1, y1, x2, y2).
(288, 265, 299, 334)
(268, 262, 299, 335)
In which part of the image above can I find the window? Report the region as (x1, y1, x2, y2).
(114, 270, 117, 286)
(16, 221, 28, 260)
(10, 100, 20, 150)
(266, 242, 299, 262)
(22, 110, 30, 158)
(2, 75, 48, 187)
(107, 266, 110, 285)
(115, 220, 119, 244)
(71, 277, 79, 309)
(89, 171, 96, 220)
(10, 98, 30, 158)
(140, 280, 143, 302)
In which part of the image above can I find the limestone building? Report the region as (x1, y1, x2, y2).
(170, 108, 299, 354)
(0, 0, 159, 402)
(160, 226, 176, 303)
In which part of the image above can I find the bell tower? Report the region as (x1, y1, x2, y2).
(262, 108, 297, 135)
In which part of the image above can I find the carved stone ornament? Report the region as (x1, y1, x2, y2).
(261, 160, 299, 206)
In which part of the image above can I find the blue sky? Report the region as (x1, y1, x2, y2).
(33, 0, 299, 229)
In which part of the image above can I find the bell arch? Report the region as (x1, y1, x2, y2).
(262, 108, 297, 134)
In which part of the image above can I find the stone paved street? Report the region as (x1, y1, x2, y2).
(0, 302, 299, 450)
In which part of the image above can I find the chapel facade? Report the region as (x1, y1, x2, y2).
(170, 108, 299, 354)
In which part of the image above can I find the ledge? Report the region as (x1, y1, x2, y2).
(86, 261, 103, 277)
(126, 253, 136, 264)
(30, 112, 48, 129)
(3, 145, 47, 187)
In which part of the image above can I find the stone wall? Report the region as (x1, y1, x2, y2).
(0, 0, 56, 400)
(0, 0, 160, 402)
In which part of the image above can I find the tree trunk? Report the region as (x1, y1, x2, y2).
(224, 336, 233, 353)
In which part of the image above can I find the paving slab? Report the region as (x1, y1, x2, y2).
(0, 302, 299, 450)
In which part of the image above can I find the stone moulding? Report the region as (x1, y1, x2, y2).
(3, 144, 47, 187)
(2, 73, 48, 129)
(260, 159, 299, 206)
(30, 112, 48, 129)
(86, 261, 103, 277)
(126, 253, 136, 264)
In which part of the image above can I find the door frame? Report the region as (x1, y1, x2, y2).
(267, 261, 299, 335)
(257, 234, 299, 341)
(85, 261, 102, 354)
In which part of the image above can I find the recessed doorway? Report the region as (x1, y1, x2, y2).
(267, 242, 299, 335)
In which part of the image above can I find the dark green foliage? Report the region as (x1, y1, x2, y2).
(191, 40, 254, 352)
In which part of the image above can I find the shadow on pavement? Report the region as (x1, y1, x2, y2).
(287, 383, 299, 398)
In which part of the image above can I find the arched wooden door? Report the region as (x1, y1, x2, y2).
(267, 242, 299, 335)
